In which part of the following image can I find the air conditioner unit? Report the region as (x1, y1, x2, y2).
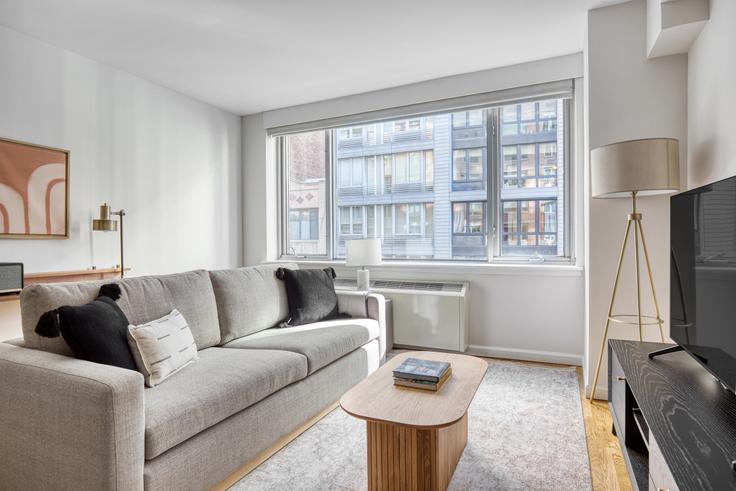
(334, 278, 469, 352)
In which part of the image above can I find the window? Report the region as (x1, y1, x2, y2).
(338, 157, 364, 188)
(452, 110, 484, 128)
(501, 99, 557, 136)
(453, 148, 484, 182)
(503, 143, 557, 188)
(289, 209, 319, 240)
(394, 118, 421, 133)
(339, 127, 363, 140)
(502, 199, 557, 256)
(278, 90, 571, 263)
(453, 202, 485, 234)
(339, 206, 364, 236)
(282, 130, 328, 256)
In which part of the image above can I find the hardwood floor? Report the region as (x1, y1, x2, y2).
(576, 367, 632, 491)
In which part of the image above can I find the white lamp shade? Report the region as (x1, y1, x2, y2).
(345, 238, 382, 267)
(591, 138, 680, 198)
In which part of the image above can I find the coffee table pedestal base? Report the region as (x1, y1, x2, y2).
(366, 412, 468, 491)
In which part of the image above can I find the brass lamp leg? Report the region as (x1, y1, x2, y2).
(633, 200, 643, 342)
(637, 220, 665, 342)
(590, 217, 633, 401)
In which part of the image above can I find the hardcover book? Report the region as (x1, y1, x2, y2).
(393, 367, 452, 391)
(393, 358, 450, 382)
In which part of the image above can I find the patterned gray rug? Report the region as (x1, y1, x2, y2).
(232, 360, 592, 490)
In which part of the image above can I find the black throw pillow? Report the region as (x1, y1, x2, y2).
(35, 284, 137, 370)
(275, 267, 343, 326)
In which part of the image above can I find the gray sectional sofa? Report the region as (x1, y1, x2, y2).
(0, 263, 386, 491)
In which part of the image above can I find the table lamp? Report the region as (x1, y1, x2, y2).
(92, 203, 127, 278)
(346, 238, 382, 291)
(589, 138, 680, 400)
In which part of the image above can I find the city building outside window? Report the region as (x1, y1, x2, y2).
(278, 94, 570, 262)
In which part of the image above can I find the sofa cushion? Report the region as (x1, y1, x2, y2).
(144, 347, 307, 459)
(20, 270, 221, 356)
(209, 263, 297, 344)
(223, 318, 379, 374)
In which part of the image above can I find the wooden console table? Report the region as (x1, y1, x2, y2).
(609, 340, 736, 490)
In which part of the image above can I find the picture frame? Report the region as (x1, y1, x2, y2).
(0, 137, 70, 239)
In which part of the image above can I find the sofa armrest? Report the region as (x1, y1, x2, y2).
(0, 343, 145, 491)
(337, 291, 387, 360)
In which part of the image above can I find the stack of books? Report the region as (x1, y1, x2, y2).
(392, 357, 452, 392)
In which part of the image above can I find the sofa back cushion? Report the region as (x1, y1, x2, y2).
(209, 263, 296, 344)
(20, 270, 221, 356)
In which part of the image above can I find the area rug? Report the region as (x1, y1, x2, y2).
(231, 359, 592, 490)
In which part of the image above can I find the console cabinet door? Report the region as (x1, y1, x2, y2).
(610, 350, 627, 440)
(649, 434, 679, 491)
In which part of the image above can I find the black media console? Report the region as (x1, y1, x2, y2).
(608, 340, 736, 491)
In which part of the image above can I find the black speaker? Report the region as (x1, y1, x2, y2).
(0, 263, 23, 295)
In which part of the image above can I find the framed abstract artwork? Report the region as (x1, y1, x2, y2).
(0, 137, 69, 238)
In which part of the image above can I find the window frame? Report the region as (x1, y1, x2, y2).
(277, 91, 573, 265)
(277, 131, 333, 259)
(489, 98, 572, 263)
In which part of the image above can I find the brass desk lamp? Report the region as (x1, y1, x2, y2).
(92, 203, 127, 278)
(589, 138, 680, 400)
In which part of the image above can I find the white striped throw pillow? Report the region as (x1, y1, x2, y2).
(127, 309, 198, 387)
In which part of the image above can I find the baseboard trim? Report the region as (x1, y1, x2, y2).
(585, 384, 608, 401)
(466, 344, 583, 367)
(210, 400, 339, 491)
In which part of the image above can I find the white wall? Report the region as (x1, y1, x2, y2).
(0, 25, 243, 276)
(585, 0, 688, 397)
(687, 0, 736, 188)
(243, 55, 587, 365)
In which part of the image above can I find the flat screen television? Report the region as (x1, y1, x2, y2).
(670, 175, 736, 394)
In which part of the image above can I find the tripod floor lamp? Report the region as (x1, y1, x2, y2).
(589, 138, 680, 401)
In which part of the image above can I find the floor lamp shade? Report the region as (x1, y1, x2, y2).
(591, 138, 679, 198)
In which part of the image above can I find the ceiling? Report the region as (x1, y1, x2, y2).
(0, 0, 627, 115)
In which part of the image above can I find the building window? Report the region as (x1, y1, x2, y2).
(278, 92, 570, 263)
(452, 110, 484, 128)
(453, 202, 485, 234)
(338, 127, 363, 140)
(338, 157, 364, 188)
(502, 143, 557, 189)
(289, 209, 319, 240)
(502, 199, 557, 256)
(501, 100, 557, 136)
(453, 148, 484, 182)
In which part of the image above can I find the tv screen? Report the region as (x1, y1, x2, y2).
(671, 175, 736, 393)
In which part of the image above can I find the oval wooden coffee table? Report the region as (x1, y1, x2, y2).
(340, 351, 487, 491)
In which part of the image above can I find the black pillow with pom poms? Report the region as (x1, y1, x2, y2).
(35, 283, 137, 370)
(275, 267, 344, 326)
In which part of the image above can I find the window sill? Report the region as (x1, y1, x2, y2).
(266, 258, 583, 277)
